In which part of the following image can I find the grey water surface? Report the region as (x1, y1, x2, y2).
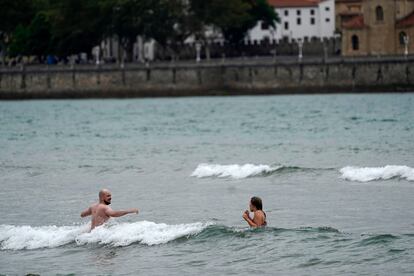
(0, 94, 413, 275)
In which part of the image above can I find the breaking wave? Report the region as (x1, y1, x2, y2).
(190, 163, 319, 179)
(0, 221, 343, 251)
(4, 222, 411, 253)
(191, 163, 280, 179)
(340, 165, 414, 182)
(0, 221, 210, 250)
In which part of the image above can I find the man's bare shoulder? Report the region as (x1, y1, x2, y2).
(95, 203, 112, 212)
(90, 203, 107, 211)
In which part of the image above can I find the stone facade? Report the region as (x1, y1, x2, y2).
(336, 0, 414, 56)
(0, 58, 413, 99)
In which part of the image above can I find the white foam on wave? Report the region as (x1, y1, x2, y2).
(76, 221, 209, 246)
(0, 224, 88, 250)
(340, 165, 414, 182)
(0, 221, 210, 250)
(191, 163, 281, 179)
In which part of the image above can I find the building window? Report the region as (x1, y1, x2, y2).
(261, 21, 269, 30)
(325, 18, 330, 22)
(297, 18, 301, 25)
(284, 10, 288, 16)
(284, 22, 289, 30)
(325, 7, 330, 11)
(297, 10, 301, 16)
(311, 18, 315, 25)
(376, 6, 384, 22)
(310, 9, 315, 15)
(399, 32, 407, 45)
(352, 35, 359, 50)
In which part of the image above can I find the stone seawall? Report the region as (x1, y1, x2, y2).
(0, 58, 413, 99)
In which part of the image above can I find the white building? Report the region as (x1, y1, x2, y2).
(247, 0, 335, 43)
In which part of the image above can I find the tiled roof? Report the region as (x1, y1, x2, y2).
(396, 11, 414, 28)
(342, 14, 365, 29)
(267, 0, 321, 8)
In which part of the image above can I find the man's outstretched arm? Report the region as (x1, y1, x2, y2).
(105, 208, 139, 218)
(80, 207, 92, 218)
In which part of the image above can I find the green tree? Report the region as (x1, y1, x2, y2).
(0, 0, 35, 37)
(8, 25, 30, 57)
(107, 0, 155, 61)
(0, 0, 36, 63)
(189, 0, 251, 40)
(189, 0, 279, 45)
(2, 0, 279, 62)
(147, 0, 189, 59)
(102, 0, 188, 61)
(8, 12, 53, 62)
(47, 0, 108, 57)
(220, 0, 279, 44)
(28, 12, 53, 60)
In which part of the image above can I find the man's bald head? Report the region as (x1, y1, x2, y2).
(99, 189, 112, 205)
(99, 189, 110, 198)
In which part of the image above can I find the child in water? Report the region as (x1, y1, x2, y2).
(242, 196, 267, 227)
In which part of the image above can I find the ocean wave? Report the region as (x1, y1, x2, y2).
(0, 221, 210, 250)
(191, 163, 280, 179)
(5, 223, 407, 251)
(358, 234, 400, 246)
(183, 225, 344, 243)
(295, 226, 340, 233)
(0, 224, 88, 250)
(76, 221, 210, 247)
(340, 165, 414, 182)
(0, 222, 343, 250)
(190, 163, 317, 179)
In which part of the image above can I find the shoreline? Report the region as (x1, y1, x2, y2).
(0, 88, 413, 101)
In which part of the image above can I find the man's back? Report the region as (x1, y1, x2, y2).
(90, 203, 110, 229)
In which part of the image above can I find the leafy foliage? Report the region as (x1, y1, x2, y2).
(1, 0, 279, 59)
(189, 0, 279, 44)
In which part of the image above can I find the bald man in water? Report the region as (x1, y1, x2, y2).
(81, 189, 139, 230)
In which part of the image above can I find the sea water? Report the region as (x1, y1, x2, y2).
(0, 94, 413, 275)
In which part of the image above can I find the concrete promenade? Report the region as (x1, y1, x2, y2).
(0, 55, 413, 99)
